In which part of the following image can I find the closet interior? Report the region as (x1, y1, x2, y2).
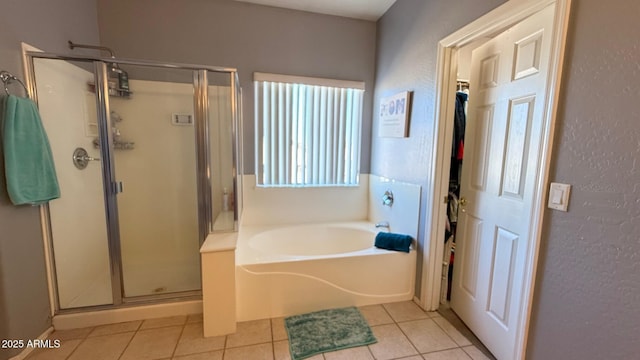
(440, 37, 488, 304)
(441, 79, 469, 303)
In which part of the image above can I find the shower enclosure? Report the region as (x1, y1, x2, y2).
(24, 52, 241, 311)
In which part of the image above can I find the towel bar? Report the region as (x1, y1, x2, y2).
(0, 70, 28, 95)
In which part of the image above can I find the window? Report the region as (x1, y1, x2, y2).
(254, 73, 364, 187)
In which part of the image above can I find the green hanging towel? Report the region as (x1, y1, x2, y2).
(2, 94, 60, 205)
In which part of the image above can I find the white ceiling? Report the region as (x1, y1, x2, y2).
(233, 0, 397, 21)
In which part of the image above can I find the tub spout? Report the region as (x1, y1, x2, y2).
(375, 221, 390, 230)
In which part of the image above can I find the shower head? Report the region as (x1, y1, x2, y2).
(69, 40, 129, 92)
(110, 64, 124, 74)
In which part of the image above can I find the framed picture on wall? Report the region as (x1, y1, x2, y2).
(378, 91, 412, 138)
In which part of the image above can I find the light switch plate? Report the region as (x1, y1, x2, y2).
(548, 182, 571, 211)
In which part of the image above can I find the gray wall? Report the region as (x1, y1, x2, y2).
(96, 0, 377, 175)
(526, 1, 640, 358)
(373, 0, 505, 298)
(0, 1, 100, 359)
(375, 0, 640, 359)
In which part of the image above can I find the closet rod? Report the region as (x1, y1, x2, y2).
(456, 80, 470, 91)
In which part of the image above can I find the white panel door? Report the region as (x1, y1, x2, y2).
(450, 5, 555, 359)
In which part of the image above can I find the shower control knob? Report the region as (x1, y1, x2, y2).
(382, 190, 394, 207)
(72, 147, 100, 170)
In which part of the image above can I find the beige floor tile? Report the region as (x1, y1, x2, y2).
(22, 302, 489, 360)
(140, 315, 187, 330)
(172, 350, 224, 360)
(271, 317, 288, 341)
(383, 301, 429, 322)
(399, 319, 458, 354)
(368, 324, 418, 360)
(173, 322, 226, 356)
(273, 340, 324, 360)
(462, 346, 492, 360)
(432, 317, 472, 347)
(187, 313, 204, 323)
(26, 339, 82, 360)
(273, 340, 291, 360)
(68, 332, 134, 360)
(423, 348, 473, 360)
(89, 321, 142, 337)
(324, 346, 374, 360)
(120, 325, 182, 360)
(359, 305, 394, 326)
(223, 343, 274, 360)
(226, 319, 272, 348)
(48, 327, 94, 341)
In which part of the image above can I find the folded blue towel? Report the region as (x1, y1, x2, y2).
(2, 95, 60, 205)
(375, 232, 412, 253)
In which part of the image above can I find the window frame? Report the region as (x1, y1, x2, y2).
(253, 72, 365, 188)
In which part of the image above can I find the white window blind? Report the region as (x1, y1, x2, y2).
(254, 73, 364, 187)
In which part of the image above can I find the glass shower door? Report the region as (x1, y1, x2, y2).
(28, 52, 238, 311)
(107, 64, 202, 298)
(33, 57, 113, 309)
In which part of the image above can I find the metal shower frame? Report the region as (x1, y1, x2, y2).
(23, 51, 241, 313)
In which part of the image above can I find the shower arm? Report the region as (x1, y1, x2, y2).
(68, 41, 126, 76)
(68, 41, 116, 58)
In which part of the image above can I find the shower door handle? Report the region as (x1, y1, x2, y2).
(113, 181, 124, 194)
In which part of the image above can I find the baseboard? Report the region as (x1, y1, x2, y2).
(8, 326, 54, 360)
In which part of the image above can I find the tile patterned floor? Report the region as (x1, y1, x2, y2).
(25, 301, 494, 360)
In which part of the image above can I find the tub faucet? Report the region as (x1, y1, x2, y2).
(375, 221, 390, 230)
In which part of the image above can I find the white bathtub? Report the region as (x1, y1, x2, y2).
(235, 221, 417, 321)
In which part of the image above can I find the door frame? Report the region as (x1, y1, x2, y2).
(418, 0, 571, 358)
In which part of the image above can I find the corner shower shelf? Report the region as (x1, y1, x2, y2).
(93, 138, 135, 150)
(87, 82, 132, 98)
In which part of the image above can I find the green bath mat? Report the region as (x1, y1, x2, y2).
(284, 307, 377, 360)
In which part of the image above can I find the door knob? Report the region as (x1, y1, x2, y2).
(459, 197, 468, 212)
